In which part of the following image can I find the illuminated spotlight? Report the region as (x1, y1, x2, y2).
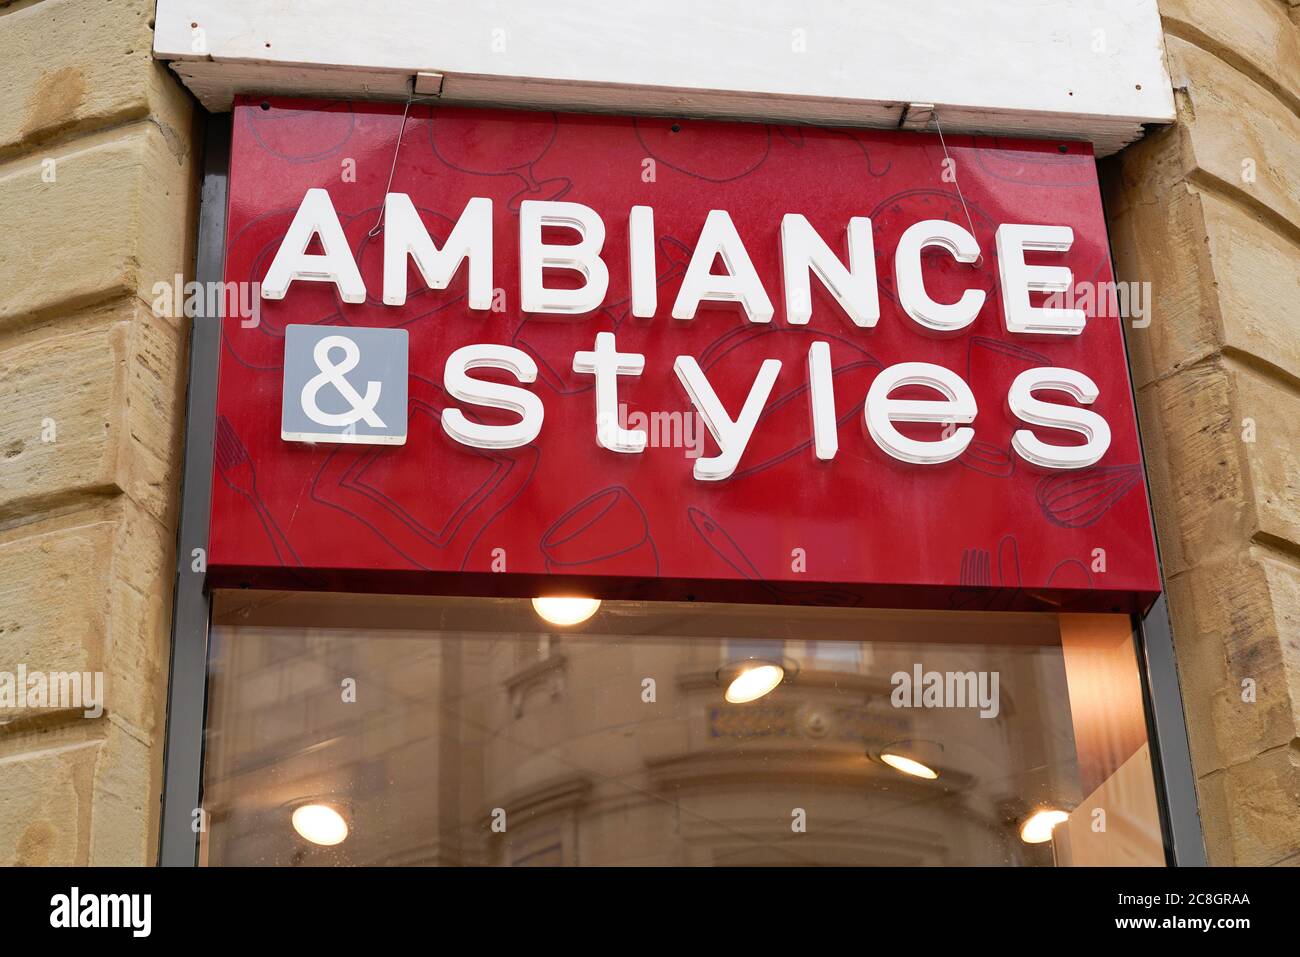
(722, 661, 786, 703)
(873, 739, 944, 780)
(291, 803, 349, 846)
(1019, 808, 1070, 844)
(880, 752, 939, 780)
(531, 597, 601, 626)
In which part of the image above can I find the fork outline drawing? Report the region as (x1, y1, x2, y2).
(214, 415, 302, 566)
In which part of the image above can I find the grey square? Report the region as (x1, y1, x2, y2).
(281, 324, 408, 445)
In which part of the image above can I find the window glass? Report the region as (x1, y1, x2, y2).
(201, 592, 1165, 866)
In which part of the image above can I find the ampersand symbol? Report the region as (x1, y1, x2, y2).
(300, 335, 386, 429)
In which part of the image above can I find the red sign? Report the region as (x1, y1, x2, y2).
(210, 97, 1161, 611)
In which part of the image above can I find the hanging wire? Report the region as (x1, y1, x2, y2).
(930, 109, 982, 267)
(368, 76, 425, 238)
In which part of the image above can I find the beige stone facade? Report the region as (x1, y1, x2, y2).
(0, 0, 1295, 865)
(0, 0, 196, 865)
(1103, 0, 1300, 865)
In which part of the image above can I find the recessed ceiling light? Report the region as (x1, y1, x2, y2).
(873, 738, 944, 780)
(880, 752, 939, 779)
(291, 803, 349, 846)
(531, 597, 601, 626)
(723, 662, 786, 703)
(1019, 808, 1070, 844)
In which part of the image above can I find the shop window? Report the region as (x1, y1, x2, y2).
(198, 593, 1165, 866)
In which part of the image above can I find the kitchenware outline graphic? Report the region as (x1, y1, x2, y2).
(959, 440, 1016, 479)
(539, 485, 660, 575)
(695, 324, 883, 480)
(957, 336, 1054, 479)
(823, 127, 894, 178)
(771, 121, 894, 178)
(632, 116, 772, 183)
(308, 376, 540, 569)
(868, 187, 1002, 310)
(426, 105, 572, 211)
(776, 126, 806, 147)
(974, 137, 1095, 189)
(246, 98, 357, 164)
(1045, 557, 1095, 590)
(950, 534, 1022, 611)
(214, 414, 302, 567)
(686, 506, 863, 606)
(1036, 464, 1143, 528)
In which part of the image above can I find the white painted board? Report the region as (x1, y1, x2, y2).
(154, 0, 1175, 155)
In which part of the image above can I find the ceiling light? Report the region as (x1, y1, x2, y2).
(531, 596, 601, 626)
(872, 738, 944, 780)
(1019, 808, 1070, 844)
(879, 752, 939, 779)
(723, 662, 786, 703)
(291, 803, 349, 846)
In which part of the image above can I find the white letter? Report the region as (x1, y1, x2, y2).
(383, 194, 492, 309)
(674, 356, 781, 480)
(894, 220, 985, 333)
(996, 224, 1085, 335)
(890, 671, 910, 709)
(1008, 367, 1111, 468)
(519, 201, 609, 314)
(50, 895, 70, 929)
(629, 205, 657, 318)
(261, 188, 366, 303)
(807, 341, 838, 460)
(572, 332, 647, 453)
(442, 344, 544, 449)
(83, 671, 103, 720)
(865, 362, 976, 464)
(672, 210, 774, 324)
(134, 896, 151, 939)
(780, 214, 879, 327)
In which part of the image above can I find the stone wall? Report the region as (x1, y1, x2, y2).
(0, 0, 196, 865)
(1103, 0, 1300, 865)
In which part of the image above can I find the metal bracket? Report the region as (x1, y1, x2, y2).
(899, 102, 935, 131)
(414, 71, 444, 97)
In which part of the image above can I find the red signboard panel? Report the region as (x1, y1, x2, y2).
(210, 97, 1161, 611)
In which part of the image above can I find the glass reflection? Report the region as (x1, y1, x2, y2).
(200, 593, 1165, 867)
